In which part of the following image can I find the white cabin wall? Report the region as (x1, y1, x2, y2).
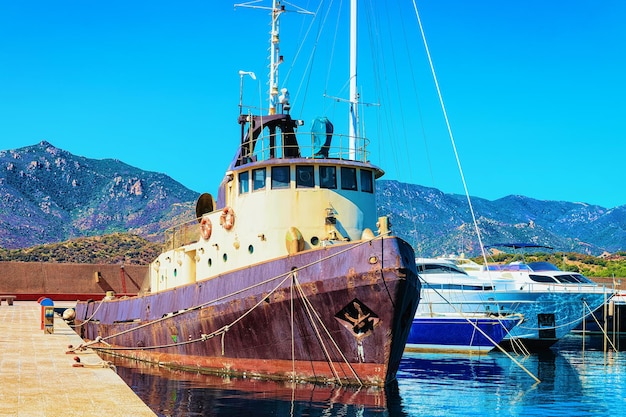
(149, 162, 380, 293)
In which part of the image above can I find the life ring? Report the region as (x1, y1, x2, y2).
(200, 215, 212, 240)
(220, 207, 235, 230)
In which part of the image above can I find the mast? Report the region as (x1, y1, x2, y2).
(234, 1, 312, 115)
(269, 0, 284, 115)
(348, 0, 358, 160)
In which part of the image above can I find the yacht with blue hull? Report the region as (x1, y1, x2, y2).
(406, 313, 522, 354)
(72, 0, 420, 387)
(415, 255, 612, 351)
(410, 259, 522, 353)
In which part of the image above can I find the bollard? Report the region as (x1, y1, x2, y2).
(43, 306, 54, 334)
(39, 297, 55, 333)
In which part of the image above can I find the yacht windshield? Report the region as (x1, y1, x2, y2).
(527, 262, 561, 271)
(554, 274, 594, 284)
(417, 263, 469, 275)
(529, 274, 558, 283)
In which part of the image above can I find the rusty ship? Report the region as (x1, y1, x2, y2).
(73, 0, 420, 387)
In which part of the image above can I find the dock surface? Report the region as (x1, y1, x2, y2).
(0, 302, 156, 417)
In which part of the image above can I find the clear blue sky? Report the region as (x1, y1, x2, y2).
(1, 1, 625, 208)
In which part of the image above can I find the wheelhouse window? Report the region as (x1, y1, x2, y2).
(238, 171, 249, 194)
(296, 165, 314, 188)
(253, 168, 266, 191)
(341, 167, 357, 190)
(271, 166, 290, 189)
(319, 166, 337, 189)
(360, 169, 373, 193)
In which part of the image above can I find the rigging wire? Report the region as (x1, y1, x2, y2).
(411, 0, 490, 266)
(417, 275, 540, 382)
(362, 0, 430, 253)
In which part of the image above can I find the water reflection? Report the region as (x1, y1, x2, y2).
(106, 335, 626, 417)
(108, 354, 406, 417)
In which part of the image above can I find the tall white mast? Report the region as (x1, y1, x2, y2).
(269, 0, 284, 115)
(348, 0, 358, 160)
(234, 1, 312, 115)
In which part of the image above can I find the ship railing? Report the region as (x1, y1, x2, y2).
(240, 131, 371, 164)
(163, 218, 201, 252)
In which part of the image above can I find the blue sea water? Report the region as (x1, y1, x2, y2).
(111, 335, 625, 417)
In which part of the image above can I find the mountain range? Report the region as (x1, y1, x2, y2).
(2, 141, 624, 257)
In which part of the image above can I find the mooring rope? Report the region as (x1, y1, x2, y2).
(417, 275, 540, 382)
(292, 273, 363, 386)
(290, 270, 296, 381)
(292, 277, 343, 385)
(70, 297, 105, 328)
(583, 299, 619, 353)
(75, 234, 391, 359)
(86, 273, 292, 352)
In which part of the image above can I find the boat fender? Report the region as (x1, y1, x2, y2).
(200, 215, 212, 240)
(220, 207, 235, 230)
(62, 308, 76, 321)
(286, 227, 305, 254)
(361, 228, 375, 240)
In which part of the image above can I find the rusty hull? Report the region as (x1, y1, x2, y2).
(74, 236, 419, 386)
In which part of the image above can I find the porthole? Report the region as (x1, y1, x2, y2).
(207, 258, 212, 267)
(173, 269, 177, 277)
(248, 245, 254, 254)
(311, 236, 319, 246)
(223, 253, 228, 262)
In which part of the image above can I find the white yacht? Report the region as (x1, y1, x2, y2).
(416, 253, 613, 351)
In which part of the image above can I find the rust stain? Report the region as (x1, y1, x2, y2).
(272, 288, 286, 303)
(94, 347, 388, 387)
(304, 281, 319, 296)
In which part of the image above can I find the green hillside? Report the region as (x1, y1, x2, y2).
(472, 251, 626, 279)
(0, 233, 161, 265)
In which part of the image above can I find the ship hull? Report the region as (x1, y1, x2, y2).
(405, 315, 521, 354)
(74, 236, 419, 386)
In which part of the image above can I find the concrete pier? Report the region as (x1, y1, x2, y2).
(0, 302, 156, 417)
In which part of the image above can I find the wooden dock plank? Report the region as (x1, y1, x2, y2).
(0, 302, 156, 417)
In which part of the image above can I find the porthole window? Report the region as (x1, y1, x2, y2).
(207, 259, 212, 267)
(248, 245, 254, 254)
(173, 269, 178, 277)
(311, 236, 320, 246)
(223, 253, 228, 262)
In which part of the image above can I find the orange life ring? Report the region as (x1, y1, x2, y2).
(220, 207, 235, 230)
(200, 215, 212, 240)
